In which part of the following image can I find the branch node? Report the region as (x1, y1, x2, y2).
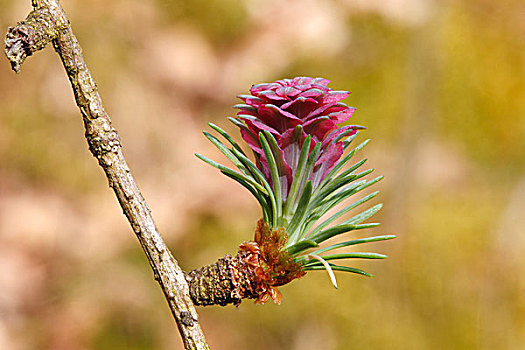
(180, 312, 197, 327)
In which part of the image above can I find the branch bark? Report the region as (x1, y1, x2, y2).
(5, 1, 209, 349)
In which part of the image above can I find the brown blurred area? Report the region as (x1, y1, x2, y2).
(1, 0, 524, 349)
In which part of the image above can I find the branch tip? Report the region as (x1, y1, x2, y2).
(4, 7, 58, 72)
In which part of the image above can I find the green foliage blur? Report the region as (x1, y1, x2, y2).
(0, 0, 524, 349)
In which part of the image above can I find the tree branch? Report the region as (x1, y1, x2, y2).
(5, 1, 210, 349)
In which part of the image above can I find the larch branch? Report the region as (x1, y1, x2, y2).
(4, 1, 210, 349)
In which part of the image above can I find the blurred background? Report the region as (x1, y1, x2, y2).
(1, 0, 524, 349)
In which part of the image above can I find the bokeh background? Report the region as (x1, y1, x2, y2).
(1, 0, 524, 349)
